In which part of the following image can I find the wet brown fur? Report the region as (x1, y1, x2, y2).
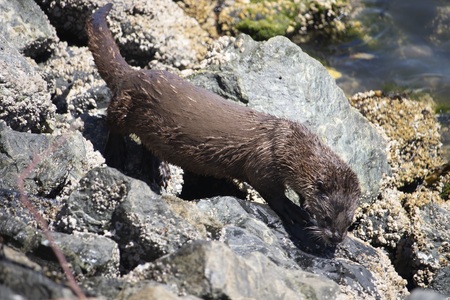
(86, 4, 361, 245)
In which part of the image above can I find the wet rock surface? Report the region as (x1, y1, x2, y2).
(0, 1, 448, 299)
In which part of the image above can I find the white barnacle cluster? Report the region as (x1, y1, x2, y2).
(198, 35, 236, 69)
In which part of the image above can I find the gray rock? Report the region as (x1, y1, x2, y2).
(197, 196, 294, 268)
(430, 266, 450, 296)
(113, 179, 203, 271)
(191, 34, 391, 202)
(41, 42, 109, 116)
(0, 35, 55, 133)
(0, 122, 96, 197)
(312, 255, 379, 297)
(1, 245, 42, 272)
(0, 258, 76, 300)
(129, 240, 339, 300)
(396, 202, 450, 294)
(197, 196, 407, 299)
(58, 166, 202, 271)
(57, 167, 129, 234)
(41, 231, 120, 277)
(80, 276, 126, 299)
(196, 196, 253, 225)
(0, 210, 43, 252)
(0, 285, 24, 300)
(419, 202, 450, 250)
(81, 276, 202, 299)
(0, 188, 62, 232)
(332, 236, 408, 298)
(0, 210, 119, 278)
(0, 0, 58, 59)
(407, 288, 448, 300)
(36, 0, 209, 68)
(114, 281, 202, 300)
(220, 224, 296, 268)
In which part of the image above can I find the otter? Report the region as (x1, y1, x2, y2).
(86, 3, 361, 246)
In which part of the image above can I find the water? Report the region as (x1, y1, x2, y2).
(301, 0, 450, 109)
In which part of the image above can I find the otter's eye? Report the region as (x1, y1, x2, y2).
(324, 216, 332, 226)
(316, 179, 325, 191)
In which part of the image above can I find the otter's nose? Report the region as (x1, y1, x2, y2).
(330, 232, 344, 244)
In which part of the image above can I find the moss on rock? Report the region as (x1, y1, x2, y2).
(235, 14, 292, 41)
(218, 0, 352, 41)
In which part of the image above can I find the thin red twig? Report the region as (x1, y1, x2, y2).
(16, 133, 87, 300)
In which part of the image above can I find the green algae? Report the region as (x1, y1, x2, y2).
(236, 14, 292, 41)
(218, 0, 353, 41)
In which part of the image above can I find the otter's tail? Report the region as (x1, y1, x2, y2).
(86, 3, 132, 89)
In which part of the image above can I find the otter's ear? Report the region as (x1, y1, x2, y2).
(316, 179, 325, 191)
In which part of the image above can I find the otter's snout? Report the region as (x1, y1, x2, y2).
(328, 231, 346, 244)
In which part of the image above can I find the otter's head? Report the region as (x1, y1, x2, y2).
(289, 167, 361, 246)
